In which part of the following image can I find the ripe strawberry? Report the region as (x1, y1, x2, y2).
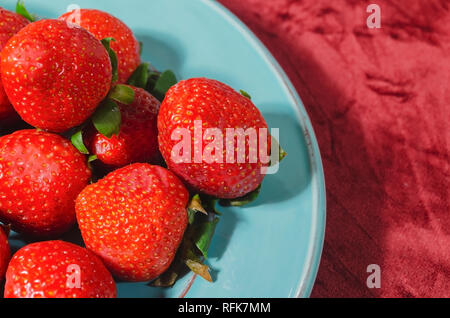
(0, 225, 10, 282)
(4, 241, 116, 298)
(59, 9, 140, 83)
(0, 130, 91, 237)
(76, 163, 189, 282)
(0, 8, 29, 120)
(87, 85, 161, 168)
(158, 78, 271, 199)
(1, 19, 112, 133)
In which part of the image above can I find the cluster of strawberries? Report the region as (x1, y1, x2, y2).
(0, 2, 279, 298)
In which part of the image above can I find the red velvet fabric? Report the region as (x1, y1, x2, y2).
(218, 0, 450, 298)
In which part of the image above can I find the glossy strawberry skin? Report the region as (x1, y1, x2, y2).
(158, 78, 271, 199)
(76, 164, 189, 282)
(59, 9, 140, 83)
(4, 241, 116, 298)
(0, 226, 10, 282)
(88, 86, 160, 168)
(1, 19, 112, 133)
(0, 8, 29, 120)
(0, 130, 92, 237)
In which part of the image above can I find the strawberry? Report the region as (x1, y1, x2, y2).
(59, 9, 140, 83)
(1, 19, 112, 133)
(0, 130, 91, 237)
(76, 163, 189, 282)
(0, 7, 29, 120)
(158, 78, 271, 199)
(87, 85, 161, 168)
(0, 225, 10, 282)
(4, 241, 116, 298)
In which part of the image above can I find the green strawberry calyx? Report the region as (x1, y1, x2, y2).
(127, 63, 177, 102)
(127, 63, 151, 89)
(188, 194, 208, 220)
(69, 43, 135, 161)
(152, 70, 177, 102)
(91, 99, 121, 139)
(101, 37, 119, 84)
(16, 0, 37, 22)
(219, 185, 262, 207)
(69, 126, 98, 171)
(71, 39, 123, 143)
(270, 135, 287, 165)
(152, 194, 220, 287)
(240, 90, 252, 100)
(71, 129, 89, 155)
(70, 89, 128, 159)
(218, 135, 287, 207)
(108, 84, 135, 105)
(87, 155, 98, 163)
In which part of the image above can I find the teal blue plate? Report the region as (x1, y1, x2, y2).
(4, 0, 326, 298)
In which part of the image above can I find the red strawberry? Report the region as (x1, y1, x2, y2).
(1, 19, 112, 133)
(0, 7, 29, 120)
(76, 163, 189, 282)
(158, 78, 271, 199)
(4, 241, 116, 298)
(0, 225, 10, 282)
(59, 9, 140, 83)
(0, 130, 91, 237)
(87, 85, 161, 168)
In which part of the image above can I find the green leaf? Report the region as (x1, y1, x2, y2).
(109, 84, 135, 105)
(270, 135, 287, 166)
(152, 238, 213, 287)
(101, 38, 118, 83)
(88, 155, 98, 163)
(152, 70, 177, 102)
(71, 129, 89, 155)
(151, 197, 221, 287)
(146, 71, 161, 92)
(189, 197, 221, 261)
(139, 41, 143, 56)
(16, 0, 36, 22)
(91, 99, 121, 138)
(194, 218, 219, 259)
(150, 238, 193, 287)
(127, 63, 149, 89)
(219, 185, 262, 207)
(187, 209, 196, 225)
(240, 90, 252, 100)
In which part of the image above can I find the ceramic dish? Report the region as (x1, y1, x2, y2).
(4, 0, 326, 298)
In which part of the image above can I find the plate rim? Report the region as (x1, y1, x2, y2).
(183, 0, 328, 298)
